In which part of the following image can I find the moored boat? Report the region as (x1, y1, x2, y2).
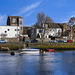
(47, 49, 54, 52)
(19, 47, 40, 54)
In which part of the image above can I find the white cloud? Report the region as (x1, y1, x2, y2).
(18, 1, 41, 15)
(24, 11, 34, 18)
(0, 14, 7, 25)
(52, 0, 66, 7)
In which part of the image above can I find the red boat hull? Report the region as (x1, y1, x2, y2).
(47, 49, 54, 52)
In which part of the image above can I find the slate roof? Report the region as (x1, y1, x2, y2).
(8, 16, 23, 19)
(33, 25, 44, 29)
(44, 23, 61, 28)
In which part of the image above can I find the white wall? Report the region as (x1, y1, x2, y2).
(0, 26, 20, 38)
(44, 28, 62, 38)
(36, 29, 44, 38)
(49, 28, 62, 36)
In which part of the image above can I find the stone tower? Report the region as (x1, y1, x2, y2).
(7, 16, 23, 35)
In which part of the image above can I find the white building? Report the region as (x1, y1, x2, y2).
(31, 23, 62, 39)
(43, 23, 62, 38)
(0, 26, 20, 39)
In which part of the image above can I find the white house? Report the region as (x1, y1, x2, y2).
(31, 23, 62, 39)
(0, 26, 20, 39)
(43, 23, 62, 38)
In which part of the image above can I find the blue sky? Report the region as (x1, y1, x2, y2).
(0, 0, 75, 26)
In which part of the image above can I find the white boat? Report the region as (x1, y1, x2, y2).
(19, 47, 40, 54)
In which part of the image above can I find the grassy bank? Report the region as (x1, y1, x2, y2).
(0, 43, 75, 51)
(0, 43, 25, 50)
(29, 43, 75, 50)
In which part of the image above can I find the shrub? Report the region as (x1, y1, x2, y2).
(37, 34, 40, 38)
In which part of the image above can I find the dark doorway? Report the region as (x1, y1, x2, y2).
(23, 37, 25, 42)
(49, 36, 55, 40)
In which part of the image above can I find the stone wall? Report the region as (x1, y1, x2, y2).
(36, 38, 51, 42)
(6, 38, 19, 42)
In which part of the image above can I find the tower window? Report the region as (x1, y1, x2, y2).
(12, 18, 16, 23)
(20, 21, 22, 24)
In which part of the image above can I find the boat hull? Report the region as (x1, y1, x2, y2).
(20, 51, 39, 54)
(19, 48, 40, 54)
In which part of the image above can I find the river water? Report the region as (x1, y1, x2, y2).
(0, 50, 75, 75)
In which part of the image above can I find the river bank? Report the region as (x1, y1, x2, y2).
(0, 43, 25, 51)
(0, 43, 75, 51)
(29, 43, 75, 50)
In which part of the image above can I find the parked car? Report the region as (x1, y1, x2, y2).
(0, 40, 7, 43)
(49, 40, 58, 43)
(63, 40, 68, 43)
(67, 40, 73, 43)
(57, 40, 64, 43)
(49, 40, 64, 43)
(27, 39, 38, 43)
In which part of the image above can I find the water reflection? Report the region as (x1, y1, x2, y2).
(0, 50, 75, 75)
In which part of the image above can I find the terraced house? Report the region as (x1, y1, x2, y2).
(31, 23, 75, 42)
(31, 23, 62, 42)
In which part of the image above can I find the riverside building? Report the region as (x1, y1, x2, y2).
(0, 16, 23, 42)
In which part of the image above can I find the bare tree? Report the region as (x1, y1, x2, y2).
(45, 16, 54, 23)
(34, 12, 54, 42)
(36, 12, 54, 27)
(37, 12, 46, 26)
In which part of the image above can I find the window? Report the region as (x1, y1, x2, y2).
(20, 27, 22, 30)
(5, 31, 7, 33)
(20, 21, 22, 24)
(45, 24, 48, 29)
(12, 18, 16, 23)
(18, 29, 19, 31)
(15, 29, 19, 31)
(15, 29, 16, 31)
(39, 30, 43, 33)
(15, 34, 17, 36)
(8, 29, 9, 31)
(58, 30, 60, 32)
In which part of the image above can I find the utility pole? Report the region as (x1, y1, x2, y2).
(17, 24, 18, 38)
(71, 24, 73, 40)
